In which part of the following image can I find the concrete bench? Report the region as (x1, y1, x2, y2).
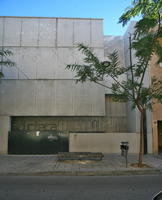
(57, 152, 104, 161)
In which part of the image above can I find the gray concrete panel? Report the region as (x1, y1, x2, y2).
(56, 48, 75, 79)
(0, 17, 104, 80)
(106, 102, 127, 117)
(0, 18, 3, 46)
(19, 47, 37, 79)
(127, 102, 140, 133)
(70, 132, 140, 153)
(73, 47, 86, 64)
(0, 80, 105, 116)
(104, 35, 125, 67)
(0, 81, 15, 114)
(93, 48, 105, 61)
(0, 116, 10, 154)
(146, 110, 153, 153)
(57, 19, 73, 47)
(123, 22, 140, 134)
(2, 64, 19, 79)
(72, 81, 105, 116)
(91, 20, 103, 47)
(14, 81, 36, 115)
(2, 47, 19, 79)
(3, 18, 21, 46)
(38, 18, 56, 47)
(88, 84, 105, 115)
(36, 48, 56, 79)
(123, 21, 138, 68)
(74, 19, 91, 46)
(35, 80, 55, 115)
(72, 82, 92, 115)
(21, 18, 39, 46)
(2, 47, 103, 80)
(0, 81, 36, 115)
(54, 81, 74, 115)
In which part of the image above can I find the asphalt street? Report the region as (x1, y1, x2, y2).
(0, 175, 161, 200)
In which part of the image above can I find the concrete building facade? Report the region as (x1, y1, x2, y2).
(0, 16, 154, 155)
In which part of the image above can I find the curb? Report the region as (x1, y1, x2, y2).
(0, 169, 161, 176)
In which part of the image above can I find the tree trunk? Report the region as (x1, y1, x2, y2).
(143, 110, 147, 154)
(138, 109, 145, 167)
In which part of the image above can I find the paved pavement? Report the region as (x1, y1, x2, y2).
(0, 154, 161, 176)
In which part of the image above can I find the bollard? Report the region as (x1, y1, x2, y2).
(120, 142, 129, 168)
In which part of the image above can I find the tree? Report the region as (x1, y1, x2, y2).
(0, 49, 14, 78)
(66, 0, 162, 167)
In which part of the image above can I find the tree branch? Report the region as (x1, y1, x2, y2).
(137, 11, 162, 98)
(129, 33, 135, 99)
(110, 75, 134, 99)
(93, 80, 112, 90)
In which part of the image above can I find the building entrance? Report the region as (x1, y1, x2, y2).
(8, 130, 69, 155)
(9, 116, 69, 154)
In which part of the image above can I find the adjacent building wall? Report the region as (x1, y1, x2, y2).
(123, 21, 158, 154)
(123, 21, 140, 134)
(150, 55, 162, 153)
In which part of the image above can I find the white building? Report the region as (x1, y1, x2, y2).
(0, 16, 146, 155)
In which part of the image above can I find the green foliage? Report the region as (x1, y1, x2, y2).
(134, 18, 157, 38)
(0, 49, 13, 57)
(78, 43, 101, 66)
(66, 0, 162, 113)
(111, 83, 130, 102)
(119, 0, 162, 64)
(66, 44, 127, 83)
(66, 0, 162, 167)
(0, 49, 14, 78)
(0, 71, 4, 78)
(119, 0, 162, 26)
(155, 37, 162, 64)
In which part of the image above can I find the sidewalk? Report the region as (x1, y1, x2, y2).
(0, 154, 161, 176)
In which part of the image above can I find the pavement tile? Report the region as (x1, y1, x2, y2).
(0, 154, 161, 175)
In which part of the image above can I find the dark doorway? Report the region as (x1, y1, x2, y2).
(158, 121, 162, 154)
(8, 131, 69, 155)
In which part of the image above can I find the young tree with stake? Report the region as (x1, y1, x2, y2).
(66, 0, 162, 166)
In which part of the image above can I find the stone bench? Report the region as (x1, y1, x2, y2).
(57, 152, 104, 161)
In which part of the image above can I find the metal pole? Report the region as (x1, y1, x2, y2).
(126, 150, 128, 168)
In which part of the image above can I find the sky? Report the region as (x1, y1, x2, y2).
(0, 0, 137, 36)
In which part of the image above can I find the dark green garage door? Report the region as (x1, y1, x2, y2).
(9, 117, 69, 154)
(8, 131, 69, 155)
